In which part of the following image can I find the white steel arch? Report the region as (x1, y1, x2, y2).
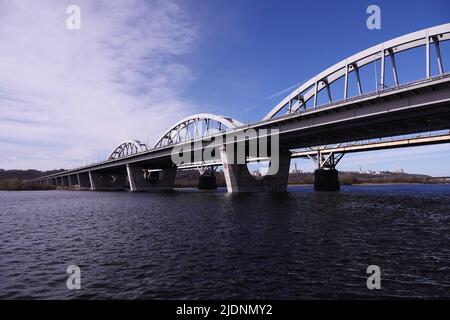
(154, 113, 244, 148)
(263, 23, 450, 120)
(108, 140, 148, 160)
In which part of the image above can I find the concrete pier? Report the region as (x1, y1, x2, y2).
(220, 147, 291, 192)
(314, 169, 340, 191)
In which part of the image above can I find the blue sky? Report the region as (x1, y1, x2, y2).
(0, 0, 449, 175)
(180, 0, 450, 121)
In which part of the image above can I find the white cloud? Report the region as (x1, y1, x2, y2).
(0, 0, 197, 170)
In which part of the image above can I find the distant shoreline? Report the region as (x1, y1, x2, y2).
(288, 182, 441, 187)
(0, 169, 448, 191)
(1, 181, 449, 192)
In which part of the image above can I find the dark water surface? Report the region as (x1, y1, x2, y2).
(1, 184, 449, 299)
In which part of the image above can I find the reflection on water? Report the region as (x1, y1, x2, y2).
(0, 184, 449, 299)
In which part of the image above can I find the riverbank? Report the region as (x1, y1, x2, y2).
(0, 179, 56, 191)
(1, 170, 447, 191)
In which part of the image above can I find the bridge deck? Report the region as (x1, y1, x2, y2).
(30, 74, 450, 182)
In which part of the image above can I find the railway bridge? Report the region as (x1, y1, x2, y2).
(31, 24, 450, 192)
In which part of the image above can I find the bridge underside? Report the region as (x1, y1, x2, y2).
(89, 169, 128, 191)
(127, 164, 177, 192)
(270, 80, 450, 149)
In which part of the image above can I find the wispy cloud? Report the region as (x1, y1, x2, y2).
(0, 0, 197, 169)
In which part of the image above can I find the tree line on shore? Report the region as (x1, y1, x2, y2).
(0, 168, 446, 191)
(0, 178, 56, 191)
(0, 169, 63, 191)
(173, 170, 444, 187)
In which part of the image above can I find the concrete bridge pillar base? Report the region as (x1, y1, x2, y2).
(220, 147, 291, 193)
(314, 169, 340, 191)
(89, 170, 127, 191)
(197, 174, 217, 190)
(127, 165, 177, 192)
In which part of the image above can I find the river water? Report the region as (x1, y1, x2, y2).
(0, 184, 449, 299)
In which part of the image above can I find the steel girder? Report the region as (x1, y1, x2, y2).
(108, 140, 148, 160)
(263, 23, 450, 120)
(153, 113, 244, 148)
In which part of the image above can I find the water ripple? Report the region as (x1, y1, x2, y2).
(0, 184, 449, 299)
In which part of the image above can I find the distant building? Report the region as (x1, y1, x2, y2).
(365, 170, 381, 175)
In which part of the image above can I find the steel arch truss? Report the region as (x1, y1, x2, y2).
(263, 23, 450, 120)
(154, 113, 244, 148)
(307, 149, 345, 170)
(108, 140, 149, 160)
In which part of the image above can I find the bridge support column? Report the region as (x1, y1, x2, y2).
(89, 169, 127, 191)
(220, 146, 291, 193)
(77, 173, 91, 190)
(126, 164, 177, 192)
(314, 169, 340, 191)
(308, 151, 343, 191)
